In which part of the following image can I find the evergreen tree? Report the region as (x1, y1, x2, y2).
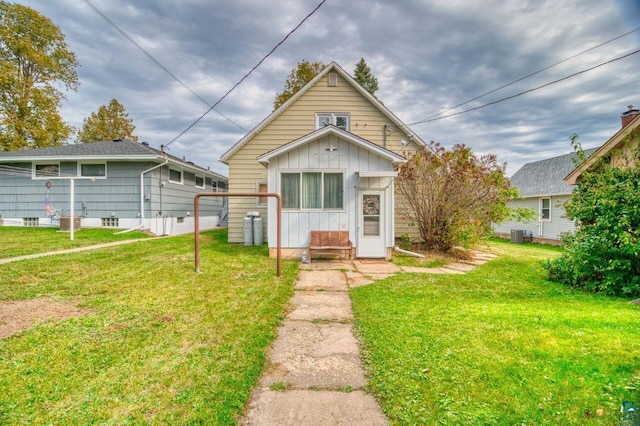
(353, 57, 379, 97)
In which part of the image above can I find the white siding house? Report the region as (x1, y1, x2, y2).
(494, 148, 596, 244)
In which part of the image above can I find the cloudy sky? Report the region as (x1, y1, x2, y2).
(16, 0, 640, 176)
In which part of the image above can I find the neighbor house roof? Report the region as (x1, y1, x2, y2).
(511, 148, 597, 197)
(564, 112, 640, 184)
(219, 61, 427, 164)
(257, 125, 407, 166)
(0, 139, 226, 180)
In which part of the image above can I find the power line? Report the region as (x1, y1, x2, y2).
(165, 0, 327, 148)
(82, 0, 246, 131)
(421, 26, 640, 122)
(408, 48, 640, 126)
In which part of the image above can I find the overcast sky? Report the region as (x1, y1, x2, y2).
(16, 0, 640, 176)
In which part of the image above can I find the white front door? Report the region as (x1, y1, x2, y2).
(357, 190, 386, 258)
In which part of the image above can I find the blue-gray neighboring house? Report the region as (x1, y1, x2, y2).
(0, 139, 228, 236)
(494, 148, 596, 244)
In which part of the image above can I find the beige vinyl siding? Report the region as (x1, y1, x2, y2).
(227, 71, 420, 243)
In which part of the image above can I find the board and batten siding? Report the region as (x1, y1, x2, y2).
(265, 135, 396, 252)
(226, 71, 419, 243)
(494, 196, 576, 240)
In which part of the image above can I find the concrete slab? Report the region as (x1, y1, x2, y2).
(300, 261, 355, 271)
(400, 266, 456, 274)
(443, 262, 476, 272)
(261, 321, 365, 388)
(295, 270, 348, 291)
(288, 291, 353, 321)
(458, 258, 489, 266)
(345, 271, 375, 287)
(241, 389, 388, 426)
(352, 260, 401, 275)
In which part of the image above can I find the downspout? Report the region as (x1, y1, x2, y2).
(140, 159, 168, 226)
(383, 124, 388, 149)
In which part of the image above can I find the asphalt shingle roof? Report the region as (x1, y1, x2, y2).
(510, 148, 597, 197)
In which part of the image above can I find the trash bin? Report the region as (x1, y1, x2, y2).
(253, 216, 263, 245)
(243, 216, 253, 245)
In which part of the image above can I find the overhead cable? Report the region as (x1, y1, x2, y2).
(420, 26, 640, 122)
(164, 0, 327, 148)
(408, 48, 640, 126)
(82, 0, 246, 131)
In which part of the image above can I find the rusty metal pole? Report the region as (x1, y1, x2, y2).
(194, 193, 282, 276)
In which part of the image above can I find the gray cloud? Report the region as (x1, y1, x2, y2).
(16, 0, 640, 176)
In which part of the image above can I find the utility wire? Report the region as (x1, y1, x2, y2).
(165, 0, 327, 148)
(421, 26, 640, 122)
(408, 48, 640, 126)
(82, 0, 247, 131)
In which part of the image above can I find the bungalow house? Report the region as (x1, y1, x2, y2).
(0, 139, 227, 236)
(220, 61, 427, 259)
(493, 148, 596, 244)
(565, 104, 640, 185)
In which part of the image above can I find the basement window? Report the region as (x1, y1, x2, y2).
(23, 217, 39, 227)
(101, 217, 119, 228)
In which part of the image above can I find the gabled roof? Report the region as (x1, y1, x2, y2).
(0, 139, 227, 180)
(565, 113, 640, 184)
(511, 148, 597, 197)
(220, 61, 426, 164)
(257, 125, 406, 166)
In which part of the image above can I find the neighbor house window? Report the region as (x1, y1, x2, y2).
(169, 168, 182, 184)
(195, 176, 205, 189)
(316, 113, 350, 131)
(540, 198, 551, 221)
(34, 163, 59, 178)
(256, 182, 268, 207)
(79, 163, 106, 178)
(281, 172, 343, 210)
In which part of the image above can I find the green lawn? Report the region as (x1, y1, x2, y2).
(0, 226, 151, 259)
(0, 229, 298, 425)
(352, 240, 640, 425)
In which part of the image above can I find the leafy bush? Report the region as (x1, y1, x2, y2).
(545, 134, 640, 297)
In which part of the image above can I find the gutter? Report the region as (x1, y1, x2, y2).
(140, 159, 168, 226)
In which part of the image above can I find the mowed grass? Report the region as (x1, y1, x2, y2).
(0, 226, 151, 259)
(0, 229, 298, 425)
(352, 239, 640, 425)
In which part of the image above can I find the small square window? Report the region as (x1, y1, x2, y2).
(195, 176, 205, 188)
(169, 169, 182, 184)
(257, 182, 268, 206)
(315, 113, 350, 131)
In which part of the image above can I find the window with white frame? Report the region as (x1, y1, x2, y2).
(33, 163, 60, 179)
(79, 163, 106, 178)
(169, 168, 183, 184)
(540, 198, 551, 221)
(195, 175, 205, 188)
(316, 113, 350, 131)
(281, 172, 343, 210)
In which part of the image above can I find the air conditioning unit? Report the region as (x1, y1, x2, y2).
(510, 229, 524, 244)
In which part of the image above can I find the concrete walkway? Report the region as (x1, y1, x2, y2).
(240, 251, 497, 425)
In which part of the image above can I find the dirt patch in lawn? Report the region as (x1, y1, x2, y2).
(0, 298, 90, 339)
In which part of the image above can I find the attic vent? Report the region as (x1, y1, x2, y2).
(328, 72, 338, 87)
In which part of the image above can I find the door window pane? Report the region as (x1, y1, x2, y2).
(362, 194, 381, 236)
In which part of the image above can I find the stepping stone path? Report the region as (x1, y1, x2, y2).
(240, 251, 497, 425)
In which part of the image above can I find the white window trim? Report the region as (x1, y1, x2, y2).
(194, 175, 205, 189)
(32, 162, 60, 179)
(540, 197, 551, 222)
(280, 170, 346, 212)
(256, 181, 268, 207)
(168, 168, 183, 185)
(315, 113, 350, 131)
(78, 162, 107, 179)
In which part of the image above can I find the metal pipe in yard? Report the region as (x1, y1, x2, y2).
(194, 192, 282, 276)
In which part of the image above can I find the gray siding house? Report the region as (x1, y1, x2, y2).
(494, 148, 596, 244)
(0, 139, 227, 236)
